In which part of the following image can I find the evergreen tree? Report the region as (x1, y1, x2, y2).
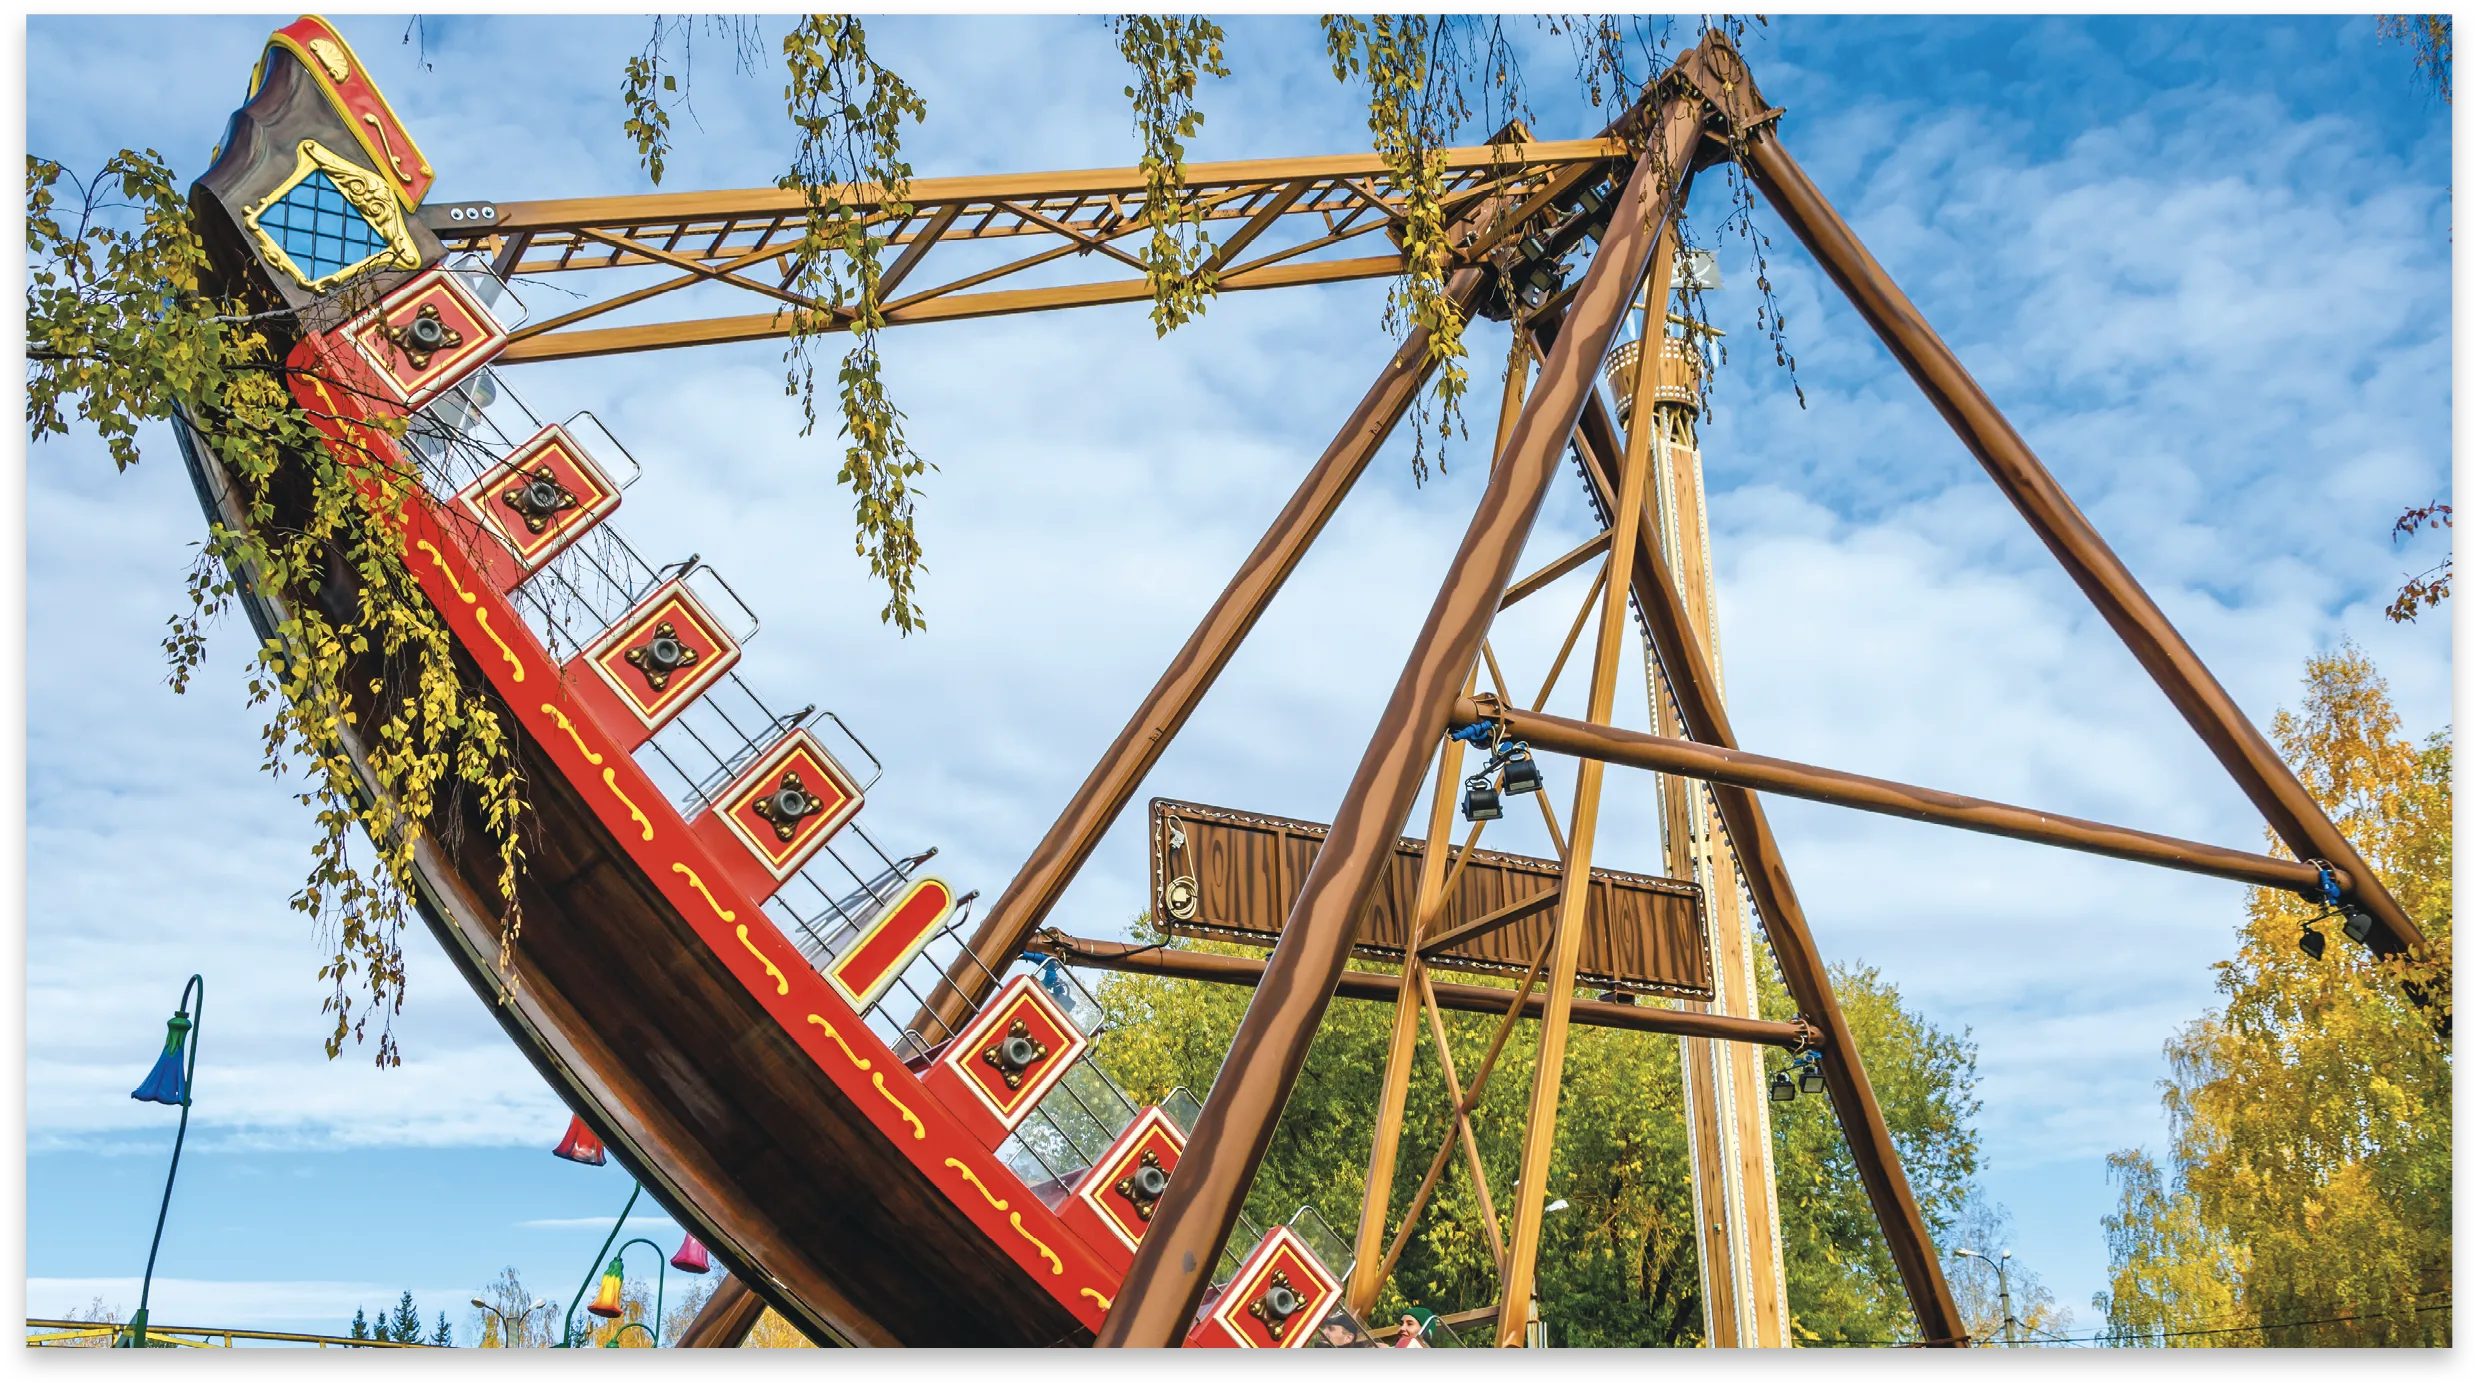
(389, 1291, 423, 1345)
(349, 1307, 368, 1341)
(433, 1312, 453, 1347)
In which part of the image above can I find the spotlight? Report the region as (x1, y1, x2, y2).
(2298, 925, 2326, 961)
(1461, 773, 1503, 822)
(1768, 1072, 1796, 1104)
(1799, 1065, 1827, 1096)
(2343, 909, 2375, 945)
(1497, 746, 1545, 798)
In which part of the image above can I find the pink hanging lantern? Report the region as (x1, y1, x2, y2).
(669, 1233, 712, 1274)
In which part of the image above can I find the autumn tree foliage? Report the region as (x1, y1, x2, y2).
(2096, 646, 2451, 1346)
(27, 154, 529, 1065)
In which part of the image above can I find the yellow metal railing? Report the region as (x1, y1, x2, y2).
(25, 1318, 436, 1349)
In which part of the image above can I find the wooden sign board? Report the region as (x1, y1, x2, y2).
(1149, 798, 1712, 1002)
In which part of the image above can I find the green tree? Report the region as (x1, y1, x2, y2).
(348, 1306, 368, 1341)
(1091, 923, 1983, 1346)
(387, 1290, 423, 1344)
(1750, 949, 1982, 1345)
(432, 1312, 453, 1347)
(2097, 646, 2451, 1346)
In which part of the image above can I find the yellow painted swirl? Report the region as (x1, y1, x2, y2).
(669, 861, 735, 922)
(804, 1014, 873, 1071)
(732, 924, 789, 996)
(472, 607, 524, 681)
(414, 538, 476, 604)
(1080, 1287, 1112, 1311)
(1009, 1212, 1063, 1276)
(872, 1071, 925, 1140)
(539, 702, 605, 766)
(603, 768, 653, 841)
(943, 1157, 1009, 1212)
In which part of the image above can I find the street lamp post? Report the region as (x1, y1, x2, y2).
(473, 1296, 549, 1347)
(121, 974, 204, 1349)
(560, 1182, 642, 1347)
(598, 1238, 672, 1347)
(1956, 1247, 2018, 1346)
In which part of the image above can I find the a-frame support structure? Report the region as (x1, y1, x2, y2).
(1062, 35, 2427, 1347)
(431, 30, 2434, 1350)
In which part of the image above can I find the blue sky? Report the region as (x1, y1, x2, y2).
(21, 13, 2452, 1343)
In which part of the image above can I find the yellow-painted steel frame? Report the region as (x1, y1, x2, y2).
(430, 139, 1628, 364)
(25, 1318, 434, 1349)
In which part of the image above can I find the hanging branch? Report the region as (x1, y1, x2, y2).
(778, 16, 934, 633)
(1322, 15, 1488, 483)
(2385, 502, 2451, 623)
(623, 16, 771, 189)
(29, 152, 530, 1065)
(1113, 15, 1230, 337)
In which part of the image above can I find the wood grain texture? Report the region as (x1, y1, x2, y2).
(1151, 799, 1712, 1000)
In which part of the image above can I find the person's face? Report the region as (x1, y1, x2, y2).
(1321, 1325, 1351, 1346)
(1399, 1315, 1420, 1335)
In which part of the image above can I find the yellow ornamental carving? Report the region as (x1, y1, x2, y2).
(242, 139, 420, 293)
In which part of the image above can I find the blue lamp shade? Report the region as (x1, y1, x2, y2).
(131, 1012, 193, 1106)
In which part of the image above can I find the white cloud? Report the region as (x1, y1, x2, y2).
(517, 1216, 680, 1233)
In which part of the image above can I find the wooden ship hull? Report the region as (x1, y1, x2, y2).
(180, 22, 1127, 1348)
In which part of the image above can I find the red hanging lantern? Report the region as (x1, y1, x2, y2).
(587, 1254, 626, 1319)
(552, 1114, 607, 1166)
(669, 1233, 712, 1274)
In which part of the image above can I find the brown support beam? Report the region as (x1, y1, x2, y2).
(874, 201, 961, 299)
(1557, 318, 1968, 1343)
(494, 253, 1407, 363)
(907, 265, 1493, 1047)
(1346, 665, 1476, 1315)
(1497, 218, 1672, 1346)
(1500, 527, 1612, 610)
(1371, 930, 1555, 1298)
(1350, 326, 1534, 1315)
(1417, 968, 1509, 1275)
(1720, 100, 2422, 961)
(1036, 931, 1808, 1049)
(1418, 885, 1561, 959)
(676, 1273, 766, 1348)
(1092, 79, 1709, 1348)
(1456, 700, 2337, 897)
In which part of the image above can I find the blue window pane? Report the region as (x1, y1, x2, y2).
(257, 169, 389, 283)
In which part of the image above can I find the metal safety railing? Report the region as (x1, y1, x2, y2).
(397, 266, 1207, 1250)
(397, 311, 940, 994)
